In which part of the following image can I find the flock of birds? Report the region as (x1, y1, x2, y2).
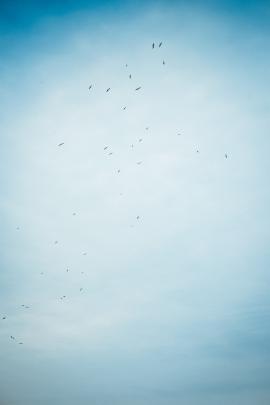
(2, 41, 228, 346)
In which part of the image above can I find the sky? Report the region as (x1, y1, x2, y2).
(0, 0, 270, 404)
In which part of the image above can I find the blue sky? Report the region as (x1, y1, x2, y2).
(0, 1, 270, 404)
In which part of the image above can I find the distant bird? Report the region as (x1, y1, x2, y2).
(117, 169, 121, 174)
(54, 241, 58, 244)
(145, 127, 149, 130)
(104, 146, 108, 150)
(135, 87, 141, 91)
(82, 252, 87, 256)
(159, 41, 162, 47)
(136, 216, 140, 220)
(88, 85, 92, 90)
(80, 288, 83, 292)
(81, 271, 84, 274)
(10, 336, 15, 340)
(66, 268, 69, 272)
(130, 144, 134, 148)
(225, 153, 228, 159)
(18, 342, 23, 345)
(108, 152, 113, 155)
(129, 74, 132, 79)
(196, 150, 199, 153)
(152, 42, 155, 49)
(122, 106, 126, 110)
(40, 272, 44, 275)
(125, 64, 128, 67)
(137, 161, 143, 165)
(177, 133, 182, 136)
(139, 138, 143, 142)
(2, 316, 6, 320)
(58, 143, 64, 147)
(16, 226, 20, 230)
(163, 60, 165, 65)
(106, 88, 111, 93)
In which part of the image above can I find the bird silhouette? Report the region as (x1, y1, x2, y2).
(225, 154, 228, 159)
(159, 42, 162, 47)
(58, 143, 64, 147)
(135, 87, 141, 91)
(129, 74, 132, 79)
(152, 42, 155, 49)
(106, 88, 111, 93)
(88, 85, 92, 90)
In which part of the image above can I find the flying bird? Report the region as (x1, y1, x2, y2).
(130, 144, 134, 148)
(117, 169, 121, 174)
(122, 106, 126, 110)
(136, 216, 140, 220)
(72, 212, 76, 216)
(125, 64, 128, 67)
(163, 60, 165, 65)
(152, 42, 155, 49)
(145, 127, 149, 130)
(18, 342, 23, 345)
(58, 143, 64, 147)
(225, 153, 228, 159)
(54, 241, 58, 244)
(104, 146, 109, 150)
(10, 336, 15, 340)
(2, 316, 6, 320)
(137, 161, 143, 165)
(135, 87, 141, 91)
(88, 84, 92, 90)
(139, 138, 143, 142)
(82, 252, 87, 255)
(80, 288, 83, 292)
(129, 74, 132, 79)
(106, 88, 111, 93)
(108, 152, 113, 155)
(159, 42, 163, 47)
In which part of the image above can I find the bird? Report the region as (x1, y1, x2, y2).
(177, 133, 182, 136)
(40, 272, 44, 275)
(72, 212, 76, 216)
(152, 42, 155, 49)
(54, 240, 58, 244)
(135, 87, 141, 91)
(196, 150, 199, 153)
(117, 169, 121, 174)
(104, 146, 108, 150)
(129, 74, 132, 79)
(130, 144, 134, 148)
(138, 138, 143, 142)
(163, 60, 165, 65)
(10, 336, 15, 340)
(122, 106, 126, 110)
(18, 342, 23, 345)
(2, 316, 6, 320)
(80, 288, 83, 292)
(108, 152, 113, 155)
(88, 84, 92, 90)
(225, 153, 228, 159)
(137, 161, 143, 165)
(58, 143, 64, 147)
(159, 41, 162, 47)
(82, 252, 87, 256)
(66, 268, 69, 272)
(106, 88, 111, 93)
(125, 63, 128, 67)
(136, 216, 140, 220)
(16, 226, 20, 230)
(145, 127, 149, 130)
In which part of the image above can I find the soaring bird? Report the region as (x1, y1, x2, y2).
(18, 342, 23, 345)
(2, 316, 6, 320)
(137, 161, 142, 165)
(139, 138, 143, 142)
(136, 216, 140, 220)
(159, 41, 162, 47)
(122, 106, 127, 110)
(58, 143, 64, 147)
(82, 252, 87, 256)
(125, 64, 128, 67)
(117, 169, 121, 174)
(225, 153, 228, 159)
(163, 60, 165, 65)
(129, 74, 132, 79)
(145, 127, 149, 130)
(88, 85, 92, 90)
(10, 336, 15, 340)
(104, 146, 108, 150)
(72, 212, 76, 216)
(80, 288, 83, 292)
(152, 42, 155, 49)
(108, 152, 113, 155)
(106, 88, 111, 93)
(135, 87, 141, 91)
